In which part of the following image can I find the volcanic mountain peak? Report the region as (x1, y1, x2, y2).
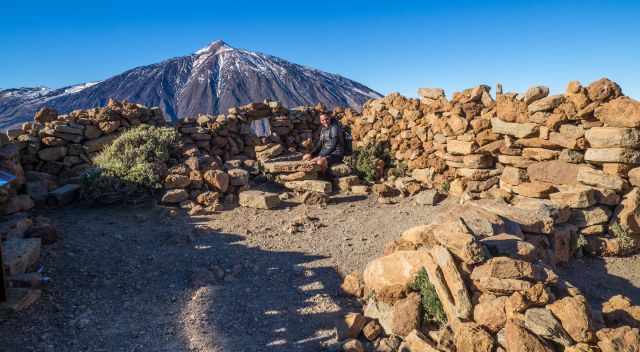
(194, 39, 231, 55)
(0, 41, 382, 129)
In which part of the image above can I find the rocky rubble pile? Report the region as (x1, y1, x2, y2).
(343, 78, 640, 256)
(337, 202, 640, 352)
(1, 212, 58, 313)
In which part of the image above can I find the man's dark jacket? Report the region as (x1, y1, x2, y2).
(311, 121, 344, 158)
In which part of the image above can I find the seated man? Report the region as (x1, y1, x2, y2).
(303, 113, 345, 172)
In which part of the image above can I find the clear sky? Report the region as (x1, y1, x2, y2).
(1, 0, 639, 98)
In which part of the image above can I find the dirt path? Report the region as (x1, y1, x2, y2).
(1, 195, 639, 351)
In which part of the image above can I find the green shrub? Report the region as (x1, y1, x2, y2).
(610, 221, 635, 250)
(349, 143, 390, 182)
(409, 268, 447, 326)
(82, 125, 178, 200)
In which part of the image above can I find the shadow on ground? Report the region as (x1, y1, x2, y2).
(557, 255, 640, 308)
(177, 215, 348, 351)
(0, 203, 352, 352)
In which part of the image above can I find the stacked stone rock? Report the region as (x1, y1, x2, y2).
(343, 78, 640, 256)
(7, 100, 165, 181)
(176, 101, 333, 161)
(342, 85, 497, 193)
(172, 101, 360, 210)
(1, 213, 57, 312)
(0, 132, 32, 216)
(489, 78, 640, 257)
(337, 201, 640, 352)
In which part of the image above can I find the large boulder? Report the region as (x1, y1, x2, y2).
(363, 250, 432, 293)
(547, 295, 595, 343)
(524, 308, 574, 346)
(596, 326, 640, 352)
(587, 78, 623, 103)
(595, 97, 640, 127)
(454, 323, 496, 352)
(505, 318, 554, 352)
(238, 191, 281, 210)
(612, 187, 640, 235)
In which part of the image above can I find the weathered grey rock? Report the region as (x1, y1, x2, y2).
(547, 295, 595, 343)
(262, 160, 318, 173)
(501, 166, 528, 186)
(2, 238, 41, 275)
(418, 87, 445, 100)
(523, 86, 550, 105)
(594, 97, 640, 128)
(569, 205, 611, 227)
(238, 190, 281, 209)
(284, 180, 332, 194)
(491, 118, 538, 138)
(527, 160, 587, 185)
(392, 292, 421, 336)
(398, 330, 440, 352)
(431, 245, 472, 319)
(585, 127, 640, 148)
(363, 298, 393, 335)
(227, 168, 249, 186)
(505, 319, 554, 352)
(585, 148, 640, 164)
(363, 250, 432, 293)
(528, 94, 564, 113)
(447, 140, 478, 155)
(161, 189, 189, 204)
(577, 168, 627, 191)
(47, 184, 81, 206)
(524, 308, 574, 346)
(414, 189, 443, 206)
(481, 234, 537, 261)
(38, 147, 67, 161)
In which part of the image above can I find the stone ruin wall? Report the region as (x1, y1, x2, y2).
(342, 78, 640, 257)
(2, 77, 640, 258)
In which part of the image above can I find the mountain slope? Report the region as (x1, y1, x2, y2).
(0, 40, 381, 129)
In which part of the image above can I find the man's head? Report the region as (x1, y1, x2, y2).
(319, 114, 332, 128)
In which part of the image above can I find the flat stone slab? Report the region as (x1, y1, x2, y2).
(0, 288, 41, 315)
(284, 180, 332, 195)
(48, 184, 81, 206)
(262, 160, 319, 174)
(238, 190, 281, 209)
(2, 238, 41, 275)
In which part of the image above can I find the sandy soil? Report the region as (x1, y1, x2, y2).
(1, 195, 638, 351)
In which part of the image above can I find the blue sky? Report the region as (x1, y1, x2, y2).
(1, 0, 639, 98)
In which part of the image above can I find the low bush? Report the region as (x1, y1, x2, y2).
(349, 143, 390, 182)
(81, 125, 179, 201)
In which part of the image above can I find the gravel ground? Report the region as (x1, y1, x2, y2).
(0, 194, 638, 351)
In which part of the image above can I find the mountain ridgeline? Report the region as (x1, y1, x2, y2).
(0, 40, 381, 129)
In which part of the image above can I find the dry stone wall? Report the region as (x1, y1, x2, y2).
(342, 78, 640, 256)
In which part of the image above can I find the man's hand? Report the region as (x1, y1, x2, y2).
(302, 153, 312, 161)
